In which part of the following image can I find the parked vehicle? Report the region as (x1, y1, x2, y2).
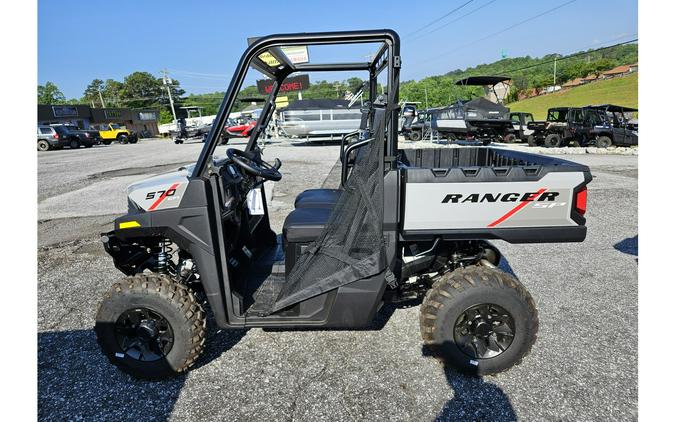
(279, 99, 362, 140)
(398, 102, 419, 133)
(224, 119, 257, 138)
(585, 104, 638, 147)
(172, 118, 212, 144)
(429, 76, 513, 144)
(94, 30, 591, 380)
(527, 105, 638, 148)
(506, 112, 535, 143)
(37, 124, 99, 151)
(37, 126, 61, 151)
(403, 109, 432, 141)
(95, 123, 137, 145)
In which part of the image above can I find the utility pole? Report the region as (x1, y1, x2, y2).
(162, 69, 177, 123)
(97, 87, 106, 108)
(553, 56, 558, 88)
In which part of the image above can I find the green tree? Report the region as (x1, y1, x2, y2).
(83, 79, 105, 107)
(159, 109, 174, 124)
(102, 79, 124, 107)
(120, 72, 163, 108)
(38, 81, 65, 104)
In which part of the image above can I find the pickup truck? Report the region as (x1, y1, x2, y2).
(95, 123, 137, 144)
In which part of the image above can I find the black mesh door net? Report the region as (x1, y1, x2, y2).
(272, 107, 387, 312)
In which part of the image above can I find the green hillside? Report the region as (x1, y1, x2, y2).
(508, 73, 638, 120)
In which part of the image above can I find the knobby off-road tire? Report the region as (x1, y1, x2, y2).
(527, 135, 537, 147)
(544, 134, 562, 148)
(117, 134, 129, 144)
(596, 135, 612, 148)
(420, 266, 538, 376)
(95, 274, 206, 380)
(410, 130, 422, 142)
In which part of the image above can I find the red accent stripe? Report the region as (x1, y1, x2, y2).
(487, 188, 546, 227)
(148, 183, 179, 211)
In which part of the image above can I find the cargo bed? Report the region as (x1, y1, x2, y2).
(398, 147, 591, 243)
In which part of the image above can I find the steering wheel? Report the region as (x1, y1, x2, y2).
(226, 148, 282, 181)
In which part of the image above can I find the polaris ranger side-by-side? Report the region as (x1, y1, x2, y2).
(95, 30, 592, 380)
(527, 105, 638, 148)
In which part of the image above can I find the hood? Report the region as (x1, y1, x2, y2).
(127, 167, 191, 212)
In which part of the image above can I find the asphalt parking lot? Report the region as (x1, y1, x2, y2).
(38, 137, 637, 421)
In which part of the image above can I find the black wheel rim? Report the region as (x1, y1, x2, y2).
(453, 304, 515, 359)
(114, 308, 174, 362)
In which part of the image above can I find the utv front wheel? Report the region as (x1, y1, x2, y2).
(596, 136, 612, 148)
(544, 134, 562, 148)
(117, 134, 129, 144)
(410, 131, 422, 142)
(95, 274, 206, 380)
(420, 266, 538, 376)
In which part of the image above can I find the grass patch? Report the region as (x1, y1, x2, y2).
(507, 73, 638, 120)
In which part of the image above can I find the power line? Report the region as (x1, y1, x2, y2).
(169, 69, 230, 78)
(418, 0, 578, 65)
(408, 0, 498, 42)
(497, 38, 637, 76)
(405, 0, 475, 37)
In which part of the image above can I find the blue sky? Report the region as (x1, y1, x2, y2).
(38, 0, 637, 99)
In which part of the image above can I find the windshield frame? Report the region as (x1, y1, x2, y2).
(192, 30, 400, 179)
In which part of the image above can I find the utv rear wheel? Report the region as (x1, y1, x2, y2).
(410, 131, 422, 142)
(95, 274, 206, 380)
(118, 134, 129, 144)
(527, 135, 537, 147)
(596, 136, 612, 148)
(37, 140, 50, 151)
(420, 266, 538, 376)
(544, 134, 562, 148)
(503, 134, 517, 143)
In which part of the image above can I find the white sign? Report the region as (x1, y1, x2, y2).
(259, 46, 310, 67)
(246, 188, 265, 215)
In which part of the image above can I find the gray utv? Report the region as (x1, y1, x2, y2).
(95, 30, 592, 380)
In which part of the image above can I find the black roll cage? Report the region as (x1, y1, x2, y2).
(191, 29, 401, 179)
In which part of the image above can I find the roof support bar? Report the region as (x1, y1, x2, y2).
(294, 62, 371, 72)
(267, 46, 296, 73)
(251, 56, 277, 79)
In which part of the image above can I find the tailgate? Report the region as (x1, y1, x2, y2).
(400, 148, 591, 243)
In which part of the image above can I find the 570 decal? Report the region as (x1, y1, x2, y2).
(146, 183, 181, 211)
(145, 188, 177, 200)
